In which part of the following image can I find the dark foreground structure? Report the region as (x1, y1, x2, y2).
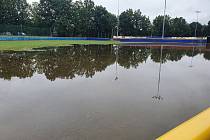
(207, 37, 210, 49)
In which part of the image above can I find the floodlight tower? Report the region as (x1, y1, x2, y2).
(195, 10, 201, 37)
(162, 0, 167, 38)
(117, 0, 120, 37)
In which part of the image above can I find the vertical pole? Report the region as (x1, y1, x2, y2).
(153, 45, 163, 100)
(195, 11, 200, 37)
(189, 46, 195, 67)
(157, 46, 163, 95)
(115, 46, 119, 80)
(195, 11, 201, 37)
(195, 13, 198, 37)
(117, 0, 120, 37)
(162, 0, 167, 39)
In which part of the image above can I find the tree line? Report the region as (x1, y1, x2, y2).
(0, 0, 210, 37)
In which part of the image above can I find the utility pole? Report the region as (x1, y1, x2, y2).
(195, 11, 201, 37)
(162, 0, 167, 38)
(117, 0, 120, 37)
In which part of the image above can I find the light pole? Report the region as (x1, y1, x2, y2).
(117, 0, 120, 37)
(162, 0, 167, 38)
(195, 10, 201, 37)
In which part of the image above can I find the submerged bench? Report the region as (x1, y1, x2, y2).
(156, 107, 210, 140)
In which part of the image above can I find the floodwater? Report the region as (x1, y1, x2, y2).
(0, 44, 210, 140)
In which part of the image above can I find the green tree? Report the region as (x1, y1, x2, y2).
(16, 0, 30, 25)
(38, 0, 57, 34)
(119, 9, 151, 36)
(153, 15, 171, 37)
(119, 9, 134, 36)
(54, 0, 74, 36)
(0, 0, 29, 25)
(0, 0, 17, 24)
(133, 10, 151, 36)
(206, 21, 210, 36)
(80, 0, 95, 36)
(189, 22, 203, 37)
(170, 17, 191, 37)
(93, 6, 117, 38)
(30, 2, 42, 26)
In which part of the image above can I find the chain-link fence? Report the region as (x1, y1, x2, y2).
(0, 24, 51, 36)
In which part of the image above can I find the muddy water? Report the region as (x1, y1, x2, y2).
(0, 45, 210, 140)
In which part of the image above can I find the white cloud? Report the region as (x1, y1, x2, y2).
(27, 0, 210, 24)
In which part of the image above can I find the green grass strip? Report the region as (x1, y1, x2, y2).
(0, 40, 119, 51)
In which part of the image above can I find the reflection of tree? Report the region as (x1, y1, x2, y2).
(35, 45, 115, 81)
(150, 47, 203, 63)
(185, 48, 200, 57)
(118, 46, 150, 69)
(150, 48, 189, 63)
(0, 45, 208, 81)
(0, 52, 35, 80)
(203, 51, 210, 60)
(0, 46, 115, 81)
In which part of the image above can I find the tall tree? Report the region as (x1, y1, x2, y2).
(0, 0, 17, 24)
(16, 0, 30, 25)
(38, 0, 57, 34)
(189, 22, 203, 37)
(119, 9, 134, 36)
(81, 0, 95, 36)
(54, 0, 74, 36)
(133, 10, 151, 36)
(207, 21, 210, 36)
(93, 6, 117, 38)
(153, 15, 171, 37)
(119, 9, 151, 36)
(0, 0, 29, 25)
(170, 17, 191, 37)
(30, 2, 42, 26)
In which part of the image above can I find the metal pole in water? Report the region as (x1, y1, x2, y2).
(162, 0, 167, 39)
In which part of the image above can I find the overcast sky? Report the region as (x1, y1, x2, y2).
(27, 0, 210, 24)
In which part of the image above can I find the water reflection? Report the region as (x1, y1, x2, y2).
(114, 45, 119, 81)
(189, 46, 195, 68)
(152, 46, 164, 101)
(0, 45, 210, 81)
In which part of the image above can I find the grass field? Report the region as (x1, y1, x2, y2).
(0, 40, 119, 51)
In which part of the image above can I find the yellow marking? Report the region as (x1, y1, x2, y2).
(157, 108, 210, 140)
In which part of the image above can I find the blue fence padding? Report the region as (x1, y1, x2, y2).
(0, 36, 111, 41)
(86, 37, 110, 41)
(121, 43, 206, 47)
(118, 38, 207, 44)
